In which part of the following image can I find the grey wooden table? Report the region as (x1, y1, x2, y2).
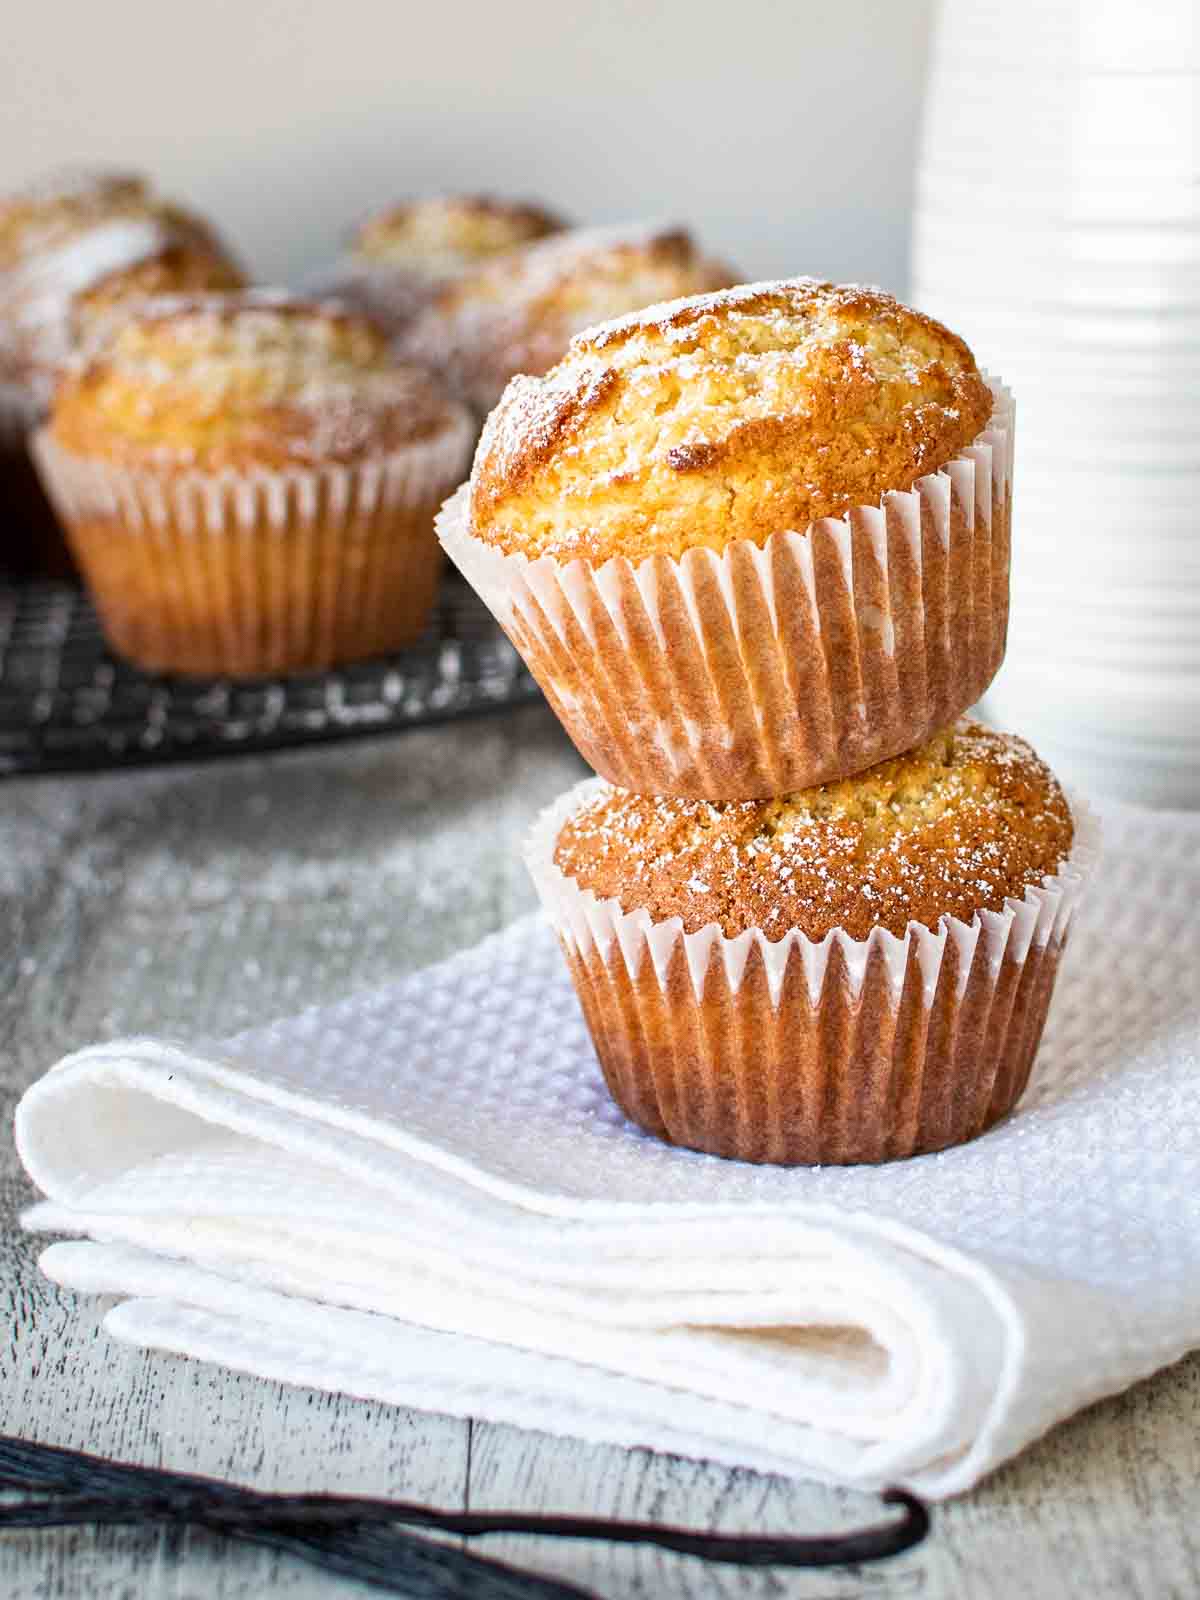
(2, 704, 1198, 1599)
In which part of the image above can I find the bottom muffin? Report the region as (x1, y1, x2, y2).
(525, 720, 1097, 1166)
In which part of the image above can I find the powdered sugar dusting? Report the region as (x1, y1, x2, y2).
(580, 276, 890, 352)
(2, 219, 182, 377)
(553, 718, 1074, 943)
(0, 174, 242, 389)
(59, 292, 464, 467)
(468, 276, 995, 564)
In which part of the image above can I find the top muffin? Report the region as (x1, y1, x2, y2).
(552, 719, 1073, 942)
(351, 194, 567, 275)
(50, 291, 464, 472)
(399, 221, 737, 415)
(469, 277, 993, 565)
(0, 169, 244, 393)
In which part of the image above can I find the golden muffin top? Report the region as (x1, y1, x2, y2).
(50, 292, 465, 471)
(469, 277, 993, 565)
(351, 194, 567, 274)
(0, 169, 244, 391)
(553, 720, 1073, 942)
(398, 221, 738, 413)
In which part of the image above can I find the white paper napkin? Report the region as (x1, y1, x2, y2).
(15, 802, 1200, 1499)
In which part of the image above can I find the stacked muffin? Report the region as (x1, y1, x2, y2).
(441, 277, 1097, 1165)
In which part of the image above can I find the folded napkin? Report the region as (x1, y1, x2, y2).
(15, 802, 1200, 1499)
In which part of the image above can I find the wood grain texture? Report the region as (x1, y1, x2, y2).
(1, 705, 1198, 1598)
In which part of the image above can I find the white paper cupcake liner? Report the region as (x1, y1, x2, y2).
(440, 379, 1013, 800)
(32, 409, 474, 676)
(524, 774, 1098, 1166)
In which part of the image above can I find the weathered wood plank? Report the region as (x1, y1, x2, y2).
(0, 1246, 470, 1599)
(0, 710, 579, 1598)
(468, 1355, 1200, 1600)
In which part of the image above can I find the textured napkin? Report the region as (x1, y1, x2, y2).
(15, 802, 1200, 1499)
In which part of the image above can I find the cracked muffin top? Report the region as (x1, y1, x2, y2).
(552, 719, 1073, 942)
(49, 291, 465, 472)
(469, 276, 993, 565)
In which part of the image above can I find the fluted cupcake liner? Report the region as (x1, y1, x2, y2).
(525, 776, 1097, 1167)
(32, 411, 475, 677)
(0, 380, 76, 579)
(440, 378, 1013, 800)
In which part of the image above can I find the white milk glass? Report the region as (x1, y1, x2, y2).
(912, 0, 1200, 805)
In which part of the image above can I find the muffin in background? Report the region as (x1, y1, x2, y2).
(399, 220, 738, 415)
(0, 167, 245, 577)
(314, 194, 568, 337)
(528, 719, 1096, 1167)
(33, 291, 474, 676)
(353, 194, 566, 274)
(440, 276, 1013, 799)
(0, 167, 244, 398)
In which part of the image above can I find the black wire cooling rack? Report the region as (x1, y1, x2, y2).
(0, 576, 541, 777)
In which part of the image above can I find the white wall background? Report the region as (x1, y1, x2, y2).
(0, 0, 935, 293)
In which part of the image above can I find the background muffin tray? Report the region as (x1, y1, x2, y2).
(0, 574, 540, 776)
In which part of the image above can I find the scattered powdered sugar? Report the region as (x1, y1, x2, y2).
(553, 720, 1074, 942)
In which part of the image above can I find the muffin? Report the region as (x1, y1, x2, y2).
(353, 193, 566, 273)
(440, 277, 1014, 799)
(399, 221, 738, 415)
(527, 719, 1096, 1166)
(0, 167, 244, 396)
(313, 194, 568, 337)
(0, 168, 244, 577)
(32, 291, 475, 676)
